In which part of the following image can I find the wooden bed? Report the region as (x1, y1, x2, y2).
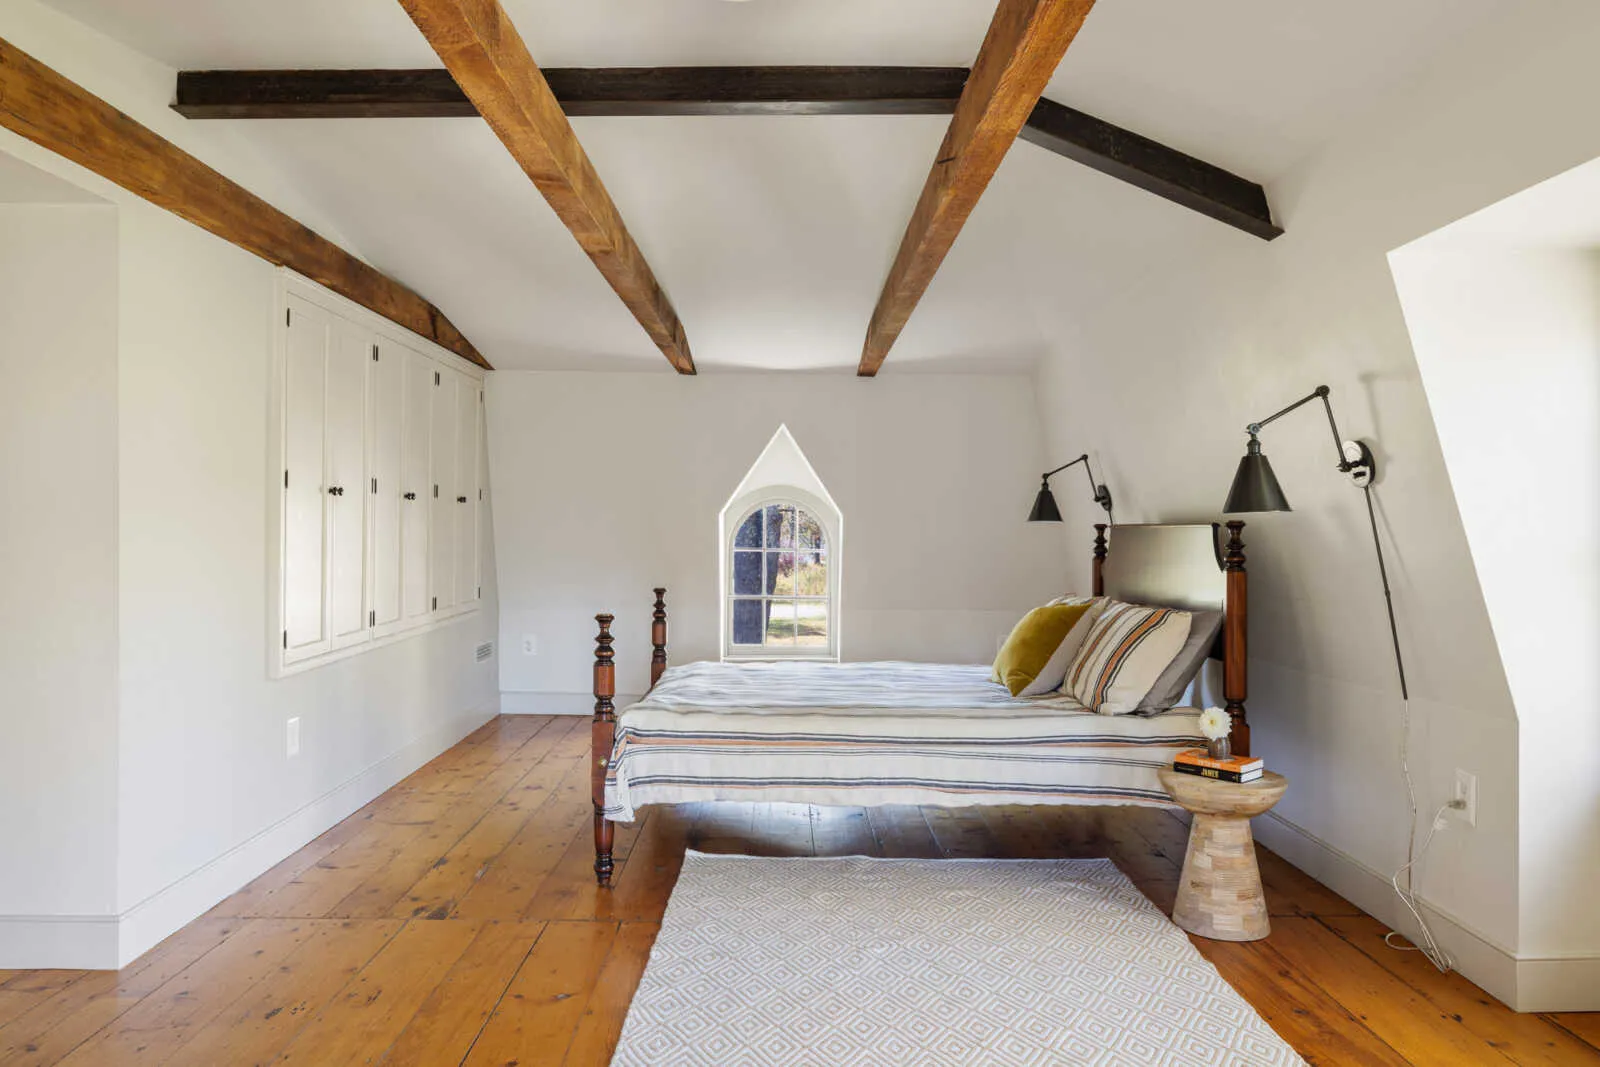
(588, 520, 1251, 886)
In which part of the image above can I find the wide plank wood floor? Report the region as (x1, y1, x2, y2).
(2, 714, 1596, 1066)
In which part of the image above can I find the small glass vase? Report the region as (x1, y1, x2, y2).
(1207, 737, 1231, 761)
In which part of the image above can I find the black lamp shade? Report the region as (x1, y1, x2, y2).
(1028, 483, 1063, 522)
(1224, 438, 1292, 513)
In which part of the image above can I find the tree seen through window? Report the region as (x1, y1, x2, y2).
(729, 503, 828, 649)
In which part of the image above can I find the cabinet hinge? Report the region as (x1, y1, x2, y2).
(432, 596, 438, 611)
(369, 610, 375, 627)
(434, 371, 441, 386)
(372, 344, 379, 361)
(282, 630, 288, 649)
(285, 307, 291, 326)
(478, 488, 483, 501)
(433, 484, 439, 499)
(371, 477, 377, 494)
(476, 585, 481, 598)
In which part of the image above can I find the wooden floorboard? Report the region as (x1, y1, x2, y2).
(6, 715, 1595, 1066)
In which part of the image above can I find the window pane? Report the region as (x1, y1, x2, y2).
(795, 550, 827, 597)
(797, 511, 824, 551)
(768, 552, 796, 595)
(766, 505, 796, 549)
(732, 550, 762, 595)
(765, 601, 797, 645)
(796, 601, 828, 647)
(732, 600, 764, 645)
(734, 510, 762, 548)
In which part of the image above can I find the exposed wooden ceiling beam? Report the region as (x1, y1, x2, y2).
(0, 37, 490, 369)
(1022, 98, 1281, 240)
(859, 0, 1097, 377)
(172, 65, 1279, 243)
(396, 0, 694, 374)
(173, 66, 972, 119)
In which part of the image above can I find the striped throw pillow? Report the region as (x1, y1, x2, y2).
(1064, 600, 1193, 715)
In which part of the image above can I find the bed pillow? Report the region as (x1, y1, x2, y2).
(1064, 600, 1193, 715)
(1019, 598, 1106, 697)
(1136, 609, 1223, 713)
(992, 602, 1097, 698)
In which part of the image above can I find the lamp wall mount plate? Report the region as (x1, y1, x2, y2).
(1342, 440, 1375, 488)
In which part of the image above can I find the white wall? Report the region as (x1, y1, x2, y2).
(0, 1, 503, 967)
(1391, 236, 1600, 968)
(488, 372, 1069, 706)
(1026, 1, 1600, 1008)
(111, 196, 503, 961)
(0, 201, 120, 951)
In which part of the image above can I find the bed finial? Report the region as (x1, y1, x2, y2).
(1092, 524, 1108, 597)
(650, 587, 669, 690)
(592, 613, 616, 887)
(1222, 521, 1251, 757)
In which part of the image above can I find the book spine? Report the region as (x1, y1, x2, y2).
(1174, 749, 1264, 773)
(1170, 762, 1258, 784)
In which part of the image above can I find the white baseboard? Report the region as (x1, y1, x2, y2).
(1255, 811, 1600, 1011)
(500, 690, 643, 716)
(0, 700, 498, 971)
(0, 914, 120, 970)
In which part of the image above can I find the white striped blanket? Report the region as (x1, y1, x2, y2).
(603, 661, 1203, 822)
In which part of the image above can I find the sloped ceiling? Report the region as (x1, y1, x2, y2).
(38, 0, 1512, 371)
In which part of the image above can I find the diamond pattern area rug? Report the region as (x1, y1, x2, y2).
(613, 853, 1305, 1066)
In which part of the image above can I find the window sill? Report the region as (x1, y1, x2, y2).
(722, 651, 840, 664)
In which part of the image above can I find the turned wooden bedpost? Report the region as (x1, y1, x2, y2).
(1222, 521, 1251, 757)
(592, 613, 616, 887)
(650, 587, 668, 690)
(1092, 524, 1108, 597)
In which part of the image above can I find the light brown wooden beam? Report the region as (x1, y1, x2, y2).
(0, 36, 490, 370)
(397, 0, 695, 375)
(859, 0, 1096, 377)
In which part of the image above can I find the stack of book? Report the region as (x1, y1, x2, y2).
(1172, 748, 1265, 783)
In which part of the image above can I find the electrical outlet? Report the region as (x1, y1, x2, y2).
(522, 634, 538, 656)
(1452, 769, 1477, 826)
(287, 717, 301, 759)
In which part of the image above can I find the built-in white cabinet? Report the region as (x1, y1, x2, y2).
(274, 273, 484, 675)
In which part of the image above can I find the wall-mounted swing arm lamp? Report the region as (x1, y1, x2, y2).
(1223, 384, 1407, 699)
(1028, 454, 1113, 524)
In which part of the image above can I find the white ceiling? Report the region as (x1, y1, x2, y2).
(38, 0, 1514, 371)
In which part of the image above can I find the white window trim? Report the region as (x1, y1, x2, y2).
(267, 268, 486, 678)
(720, 485, 841, 662)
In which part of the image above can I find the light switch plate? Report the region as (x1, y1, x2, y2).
(287, 717, 301, 759)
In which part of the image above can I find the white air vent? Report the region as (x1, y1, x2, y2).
(475, 641, 494, 663)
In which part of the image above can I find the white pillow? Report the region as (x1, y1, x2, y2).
(1018, 598, 1106, 697)
(1064, 600, 1193, 715)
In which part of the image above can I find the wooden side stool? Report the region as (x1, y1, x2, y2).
(1157, 767, 1289, 942)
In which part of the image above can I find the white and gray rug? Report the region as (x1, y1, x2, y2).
(613, 852, 1305, 1066)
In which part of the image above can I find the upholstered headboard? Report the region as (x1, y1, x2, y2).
(1091, 522, 1251, 753)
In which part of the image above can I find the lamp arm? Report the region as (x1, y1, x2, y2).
(1041, 454, 1113, 521)
(1248, 385, 1353, 471)
(1042, 454, 1090, 480)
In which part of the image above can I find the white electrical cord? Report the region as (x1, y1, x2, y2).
(1386, 695, 1456, 972)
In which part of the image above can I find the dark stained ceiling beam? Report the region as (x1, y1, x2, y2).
(171, 65, 1279, 242)
(173, 67, 972, 119)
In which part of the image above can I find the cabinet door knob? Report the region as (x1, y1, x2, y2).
(328, 486, 344, 496)
(403, 492, 417, 501)
(457, 496, 468, 504)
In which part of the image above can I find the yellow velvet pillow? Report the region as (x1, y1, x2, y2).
(992, 602, 1095, 697)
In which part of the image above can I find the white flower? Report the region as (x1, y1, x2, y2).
(1198, 707, 1231, 741)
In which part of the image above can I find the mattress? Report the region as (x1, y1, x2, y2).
(602, 660, 1204, 822)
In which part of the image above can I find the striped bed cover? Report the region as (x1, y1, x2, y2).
(602, 660, 1204, 822)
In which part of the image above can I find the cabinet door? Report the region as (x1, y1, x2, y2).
(326, 320, 370, 649)
(282, 296, 330, 661)
(429, 365, 459, 613)
(455, 375, 481, 606)
(400, 346, 433, 626)
(368, 337, 404, 634)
